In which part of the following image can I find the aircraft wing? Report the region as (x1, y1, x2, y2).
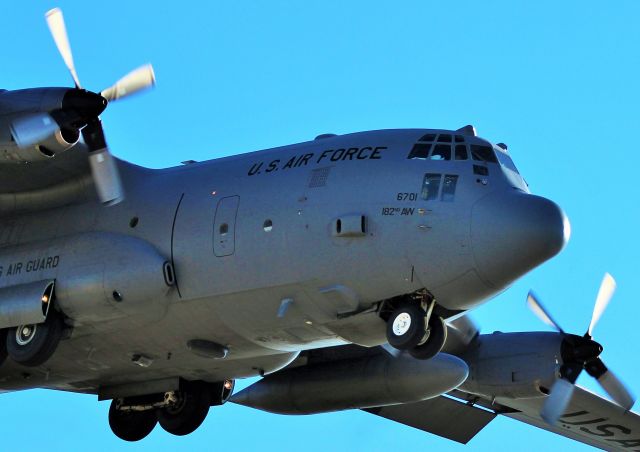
(363, 394, 497, 444)
(497, 386, 640, 451)
(0, 145, 90, 192)
(365, 386, 640, 450)
(0, 147, 141, 213)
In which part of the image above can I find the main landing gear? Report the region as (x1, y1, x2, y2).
(109, 380, 234, 441)
(5, 308, 64, 367)
(385, 299, 447, 360)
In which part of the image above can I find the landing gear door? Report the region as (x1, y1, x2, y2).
(213, 196, 239, 257)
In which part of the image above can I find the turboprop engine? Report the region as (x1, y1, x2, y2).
(7, 112, 80, 160)
(230, 352, 468, 414)
(0, 88, 103, 162)
(457, 331, 562, 399)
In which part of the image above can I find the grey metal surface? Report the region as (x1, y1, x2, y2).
(458, 331, 562, 399)
(364, 395, 497, 444)
(501, 388, 640, 452)
(231, 352, 468, 414)
(0, 279, 54, 328)
(0, 125, 568, 410)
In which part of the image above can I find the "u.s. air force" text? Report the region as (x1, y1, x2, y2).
(247, 146, 387, 176)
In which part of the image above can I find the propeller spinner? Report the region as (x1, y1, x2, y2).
(527, 273, 635, 425)
(42, 7, 156, 205)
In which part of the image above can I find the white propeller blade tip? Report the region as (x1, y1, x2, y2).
(587, 273, 617, 337)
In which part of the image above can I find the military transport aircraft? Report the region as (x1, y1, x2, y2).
(0, 8, 637, 449)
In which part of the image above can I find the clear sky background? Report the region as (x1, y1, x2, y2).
(2, 1, 639, 451)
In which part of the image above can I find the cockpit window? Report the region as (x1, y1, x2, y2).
(470, 145, 498, 163)
(495, 149, 520, 173)
(454, 145, 468, 160)
(421, 173, 441, 200)
(407, 143, 432, 159)
(430, 144, 451, 160)
(437, 134, 452, 143)
(454, 135, 464, 143)
(441, 175, 458, 201)
(418, 133, 436, 142)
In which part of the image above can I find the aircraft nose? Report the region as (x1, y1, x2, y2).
(471, 191, 570, 289)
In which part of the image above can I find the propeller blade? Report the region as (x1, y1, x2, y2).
(10, 113, 59, 148)
(599, 369, 636, 410)
(526, 291, 565, 333)
(587, 273, 616, 337)
(45, 8, 81, 88)
(541, 378, 575, 424)
(101, 64, 156, 102)
(82, 120, 124, 205)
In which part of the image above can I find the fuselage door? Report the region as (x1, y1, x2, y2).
(213, 196, 240, 257)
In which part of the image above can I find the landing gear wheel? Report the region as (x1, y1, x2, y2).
(159, 382, 211, 436)
(108, 401, 158, 442)
(409, 315, 447, 360)
(6, 309, 63, 366)
(386, 303, 426, 350)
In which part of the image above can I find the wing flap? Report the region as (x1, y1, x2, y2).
(364, 395, 496, 444)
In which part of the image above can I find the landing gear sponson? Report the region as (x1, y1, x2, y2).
(108, 379, 234, 441)
(385, 296, 447, 360)
(3, 284, 65, 367)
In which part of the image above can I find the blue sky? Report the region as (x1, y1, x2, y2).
(2, 1, 640, 450)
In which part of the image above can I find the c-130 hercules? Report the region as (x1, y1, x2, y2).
(0, 8, 637, 449)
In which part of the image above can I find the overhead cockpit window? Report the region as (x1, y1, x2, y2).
(408, 133, 465, 160)
(470, 145, 498, 163)
(454, 145, 468, 160)
(419, 133, 436, 142)
(421, 173, 441, 200)
(408, 143, 432, 159)
(430, 144, 451, 161)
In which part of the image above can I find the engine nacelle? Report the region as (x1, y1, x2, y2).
(458, 331, 563, 399)
(32, 126, 80, 158)
(1, 112, 80, 162)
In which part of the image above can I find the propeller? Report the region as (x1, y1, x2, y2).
(42, 7, 156, 205)
(527, 273, 635, 425)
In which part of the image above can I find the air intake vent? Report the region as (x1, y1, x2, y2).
(309, 167, 331, 188)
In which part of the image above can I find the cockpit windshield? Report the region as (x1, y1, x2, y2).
(470, 145, 497, 163)
(494, 147, 520, 174)
(407, 132, 503, 166)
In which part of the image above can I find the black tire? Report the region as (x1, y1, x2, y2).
(108, 401, 158, 442)
(158, 382, 211, 436)
(409, 315, 447, 360)
(386, 303, 426, 350)
(6, 309, 63, 367)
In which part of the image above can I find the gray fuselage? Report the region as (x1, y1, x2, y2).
(0, 128, 568, 393)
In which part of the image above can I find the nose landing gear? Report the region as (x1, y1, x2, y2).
(385, 299, 447, 360)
